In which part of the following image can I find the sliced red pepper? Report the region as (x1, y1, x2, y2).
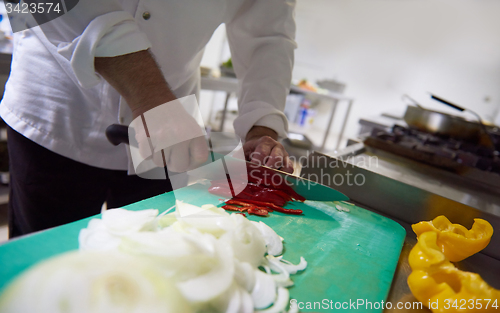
(226, 199, 273, 212)
(222, 204, 247, 212)
(272, 189, 293, 202)
(238, 187, 288, 206)
(247, 164, 306, 201)
(269, 182, 305, 202)
(232, 198, 302, 214)
(234, 192, 285, 207)
(272, 206, 302, 215)
(210, 177, 305, 204)
(208, 173, 305, 215)
(247, 207, 269, 216)
(276, 208, 303, 215)
(225, 200, 252, 207)
(247, 184, 292, 202)
(288, 190, 306, 202)
(232, 198, 281, 210)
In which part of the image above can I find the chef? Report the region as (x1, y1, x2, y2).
(0, 0, 296, 237)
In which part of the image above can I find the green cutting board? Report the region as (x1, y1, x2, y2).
(0, 184, 405, 312)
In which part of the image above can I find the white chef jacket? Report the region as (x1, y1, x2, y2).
(0, 0, 296, 170)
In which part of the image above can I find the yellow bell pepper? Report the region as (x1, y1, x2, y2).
(408, 223, 500, 312)
(412, 215, 494, 262)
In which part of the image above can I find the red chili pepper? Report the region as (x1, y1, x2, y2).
(209, 172, 305, 215)
(222, 204, 247, 212)
(271, 206, 302, 215)
(235, 191, 286, 207)
(268, 181, 305, 202)
(226, 199, 273, 212)
(225, 200, 252, 207)
(247, 165, 306, 202)
(250, 184, 291, 201)
(271, 189, 293, 202)
(244, 199, 301, 215)
(247, 207, 269, 216)
(232, 198, 285, 212)
(242, 185, 288, 205)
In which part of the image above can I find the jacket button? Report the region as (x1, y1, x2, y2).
(142, 12, 151, 20)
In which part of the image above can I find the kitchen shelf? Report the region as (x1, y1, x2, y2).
(201, 76, 354, 151)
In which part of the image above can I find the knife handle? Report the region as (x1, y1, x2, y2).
(106, 124, 131, 146)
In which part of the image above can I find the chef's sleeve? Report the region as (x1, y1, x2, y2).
(33, 0, 151, 88)
(226, 0, 297, 140)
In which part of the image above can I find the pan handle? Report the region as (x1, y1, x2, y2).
(430, 94, 497, 150)
(430, 94, 465, 112)
(106, 124, 130, 146)
(402, 94, 424, 109)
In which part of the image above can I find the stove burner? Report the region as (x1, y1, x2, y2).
(364, 125, 500, 178)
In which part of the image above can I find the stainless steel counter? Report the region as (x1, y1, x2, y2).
(338, 143, 500, 215)
(300, 148, 500, 311)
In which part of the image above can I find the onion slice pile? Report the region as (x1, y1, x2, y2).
(0, 201, 307, 313)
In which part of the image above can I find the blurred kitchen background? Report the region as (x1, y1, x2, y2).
(198, 0, 500, 150)
(1, 0, 500, 241)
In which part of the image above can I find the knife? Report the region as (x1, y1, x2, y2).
(105, 124, 349, 202)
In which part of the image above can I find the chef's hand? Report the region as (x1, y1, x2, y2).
(243, 126, 294, 173)
(134, 104, 209, 173)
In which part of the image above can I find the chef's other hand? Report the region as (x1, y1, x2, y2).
(135, 104, 209, 173)
(243, 126, 294, 174)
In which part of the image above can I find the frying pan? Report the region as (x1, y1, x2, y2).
(403, 94, 495, 147)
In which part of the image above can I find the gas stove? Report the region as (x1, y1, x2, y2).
(364, 125, 500, 189)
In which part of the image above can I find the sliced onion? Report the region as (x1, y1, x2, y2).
(211, 283, 254, 313)
(262, 257, 293, 288)
(267, 255, 308, 275)
(174, 201, 234, 237)
(234, 261, 256, 292)
(24, 204, 308, 312)
(78, 219, 121, 251)
(255, 287, 290, 313)
(251, 270, 277, 309)
(239, 287, 254, 313)
(176, 239, 235, 302)
(119, 229, 211, 258)
(157, 212, 178, 228)
(0, 251, 192, 313)
(101, 208, 159, 235)
(211, 282, 241, 313)
(251, 221, 283, 256)
(222, 215, 266, 267)
(224, 286, 243, 313)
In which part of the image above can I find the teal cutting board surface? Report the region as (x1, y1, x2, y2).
(0, 184, 405, 312)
